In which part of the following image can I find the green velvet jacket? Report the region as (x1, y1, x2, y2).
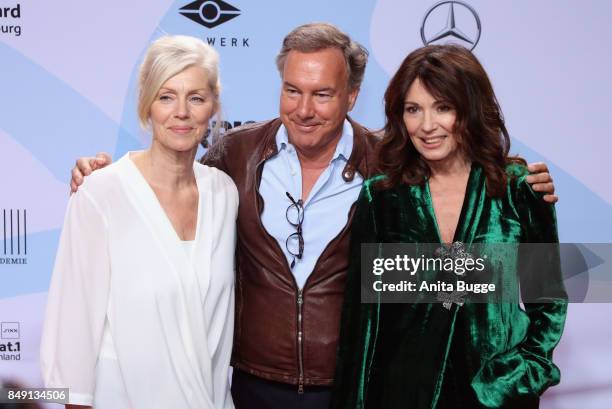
(331, 164, 567, 409)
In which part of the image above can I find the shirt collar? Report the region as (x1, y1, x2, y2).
(275, 119, 354, 162)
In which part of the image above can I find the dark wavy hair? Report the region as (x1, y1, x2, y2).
(376, 44, 525, 197)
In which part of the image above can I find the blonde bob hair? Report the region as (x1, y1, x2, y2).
(137, 35, 221, 129)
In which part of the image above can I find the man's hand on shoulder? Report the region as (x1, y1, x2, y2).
(525, 162, 558, 204)
(70, 152, 112, 193)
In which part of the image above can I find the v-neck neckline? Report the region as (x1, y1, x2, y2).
(126, 152, 202, 243)
(425, 165, 475, 245)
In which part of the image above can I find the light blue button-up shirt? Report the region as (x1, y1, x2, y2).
(259, 120, 364, 289)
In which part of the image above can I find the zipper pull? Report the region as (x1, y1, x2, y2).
(297, 288, 304, 394)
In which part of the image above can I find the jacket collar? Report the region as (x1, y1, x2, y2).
(257, 116, 376, 180)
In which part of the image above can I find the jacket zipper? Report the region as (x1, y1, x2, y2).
(293, 202, 359, 394)
(297, 288, 305, 394)
(254, 153, 306, 393)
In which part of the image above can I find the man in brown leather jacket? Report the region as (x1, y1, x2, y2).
(200, 23, 378, 408)
(71, 23, 557, 409)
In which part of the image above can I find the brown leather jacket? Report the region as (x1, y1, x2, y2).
(201, 117, 377, 390)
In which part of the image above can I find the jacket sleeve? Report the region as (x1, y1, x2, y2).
(472, 176, 568, 408)
(40, 189, 111, 406)
(331, 183, 381, 409)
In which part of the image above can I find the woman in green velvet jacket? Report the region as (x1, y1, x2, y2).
(332, 45, 567, 409)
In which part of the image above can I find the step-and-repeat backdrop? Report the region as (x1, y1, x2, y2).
(1, 1, 611, 407)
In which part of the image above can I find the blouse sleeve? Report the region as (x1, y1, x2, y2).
(40, 188, 111, 406)
(472, 176, 568, 407)
(331, 183, 381, 409)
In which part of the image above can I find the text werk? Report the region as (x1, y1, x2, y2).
(205, 37, 249, 47)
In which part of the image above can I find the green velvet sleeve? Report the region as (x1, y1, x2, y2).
(331, 182, 381, 409)
(472, 176, 568, 408)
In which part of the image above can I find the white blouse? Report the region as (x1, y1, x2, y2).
(41, 153, 238, 409)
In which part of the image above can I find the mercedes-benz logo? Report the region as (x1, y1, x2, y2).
(421, 1, 481, 50)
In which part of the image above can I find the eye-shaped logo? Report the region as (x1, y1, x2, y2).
(180, 0, 241, 29)
(421, 1, 481, 50)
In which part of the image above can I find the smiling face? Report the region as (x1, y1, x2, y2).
(403, 78, 464, 166)
(279, 48, 358, 155)
(149, 65, 216, 153)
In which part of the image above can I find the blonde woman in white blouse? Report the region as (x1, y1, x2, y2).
(41, 35, 238, 409)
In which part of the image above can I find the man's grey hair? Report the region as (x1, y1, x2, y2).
(275, 23, 369, 91)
